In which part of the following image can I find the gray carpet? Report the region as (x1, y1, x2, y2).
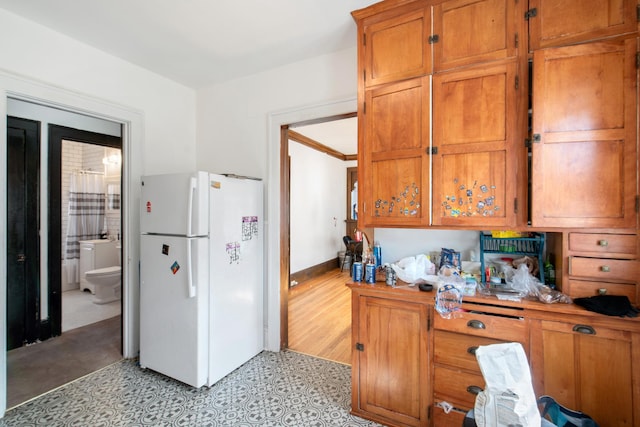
(1, 351, 382, 426)
(6, 315, 122, 409)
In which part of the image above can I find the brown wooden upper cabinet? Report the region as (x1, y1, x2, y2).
(433, 0, 521, 72)
(357, 1, 432, 88)
(361, 76, 431, 227)
(530, 38, 637, 228)
(432, 59, 524, 227)
(528, 0, 637, 50)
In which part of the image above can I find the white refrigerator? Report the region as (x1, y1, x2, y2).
(139, 171, 263, 387)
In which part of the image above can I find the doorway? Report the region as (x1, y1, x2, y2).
(5, 121, 123, 408)
(280, 113, 357, 355)
(47, 124, 123, 339)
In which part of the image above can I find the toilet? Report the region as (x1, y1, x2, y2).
(85, 243, 121, 304)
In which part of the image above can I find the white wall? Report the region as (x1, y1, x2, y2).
(0, 9, 196, 175)
(0, 8, 197, 416)
(288, 140, 355, 273)
(196, 48, 360, 351)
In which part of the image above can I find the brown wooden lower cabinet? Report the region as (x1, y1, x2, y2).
(348, 283, 640, 427)
(530, 318, 640, 427)
(350, 288, 431, 427)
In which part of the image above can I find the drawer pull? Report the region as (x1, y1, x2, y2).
(600, 265, 610, 273)
(598, 239, 608, 246)
(572, 324, 596, 335)
(467, 385, 483, 395)
(467, 346, 479, 355)
(598, 288, 607, 295)
(467, 320, 486, 330)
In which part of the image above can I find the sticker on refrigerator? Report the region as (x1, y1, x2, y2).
(226, 242, 241, 264)
(242, 216, 259, 241)
(146, 201, 151, 213)
(170, 261, 180, 274)
(162, 244, 170, 256)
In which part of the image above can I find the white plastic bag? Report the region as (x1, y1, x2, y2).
(474, 343, 541, 427)
(390, 254, 436, 284)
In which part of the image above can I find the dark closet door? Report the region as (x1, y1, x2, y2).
(7, 116, 41, 350)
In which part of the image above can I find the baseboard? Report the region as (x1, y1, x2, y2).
(290, 258, 340, 287)
(38, 319, 52, 341)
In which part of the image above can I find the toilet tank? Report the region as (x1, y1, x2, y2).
(79, 240, 119, 293)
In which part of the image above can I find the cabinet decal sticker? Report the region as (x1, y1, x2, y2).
(374, 183, 420, 217)
(442, 178, 500, 217)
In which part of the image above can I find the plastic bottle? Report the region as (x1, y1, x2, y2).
(373, 241, 382, 268)
(544, 255, 556, 289)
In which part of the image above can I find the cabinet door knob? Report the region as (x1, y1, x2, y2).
(572, 324, 596, 335)
(467, 346, 479, 355)
(467, 320, 486, 329)
(600, 265, 610, 272)
(598, 239, 608, 246)
(467, 385, 483, 395)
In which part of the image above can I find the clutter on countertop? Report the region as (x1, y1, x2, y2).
(435, 265, 465, 319)
(479, 263, 571, 304)
(389, 254, 437, 285)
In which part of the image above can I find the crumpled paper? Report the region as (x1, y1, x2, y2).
(474, 343, 541, 427)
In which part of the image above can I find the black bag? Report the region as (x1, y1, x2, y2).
(573, 295, 639, 317)
(538, 396, 599, 427)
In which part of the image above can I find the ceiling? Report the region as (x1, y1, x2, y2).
(0, 0, 370, 152)
(0, 0, 377, 90)
(292, 117, 358, 156)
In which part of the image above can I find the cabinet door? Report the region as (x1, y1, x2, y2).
(432, 60, 523, 227)
(531, 39, 637, 228)
(528, 0, 637, 50)
(361, 76, 430, 227)
(530, 320, 636, 427)
(361, 4, 432, 88)
(433, 0, 520, 72)
(356, 296, 429, 427)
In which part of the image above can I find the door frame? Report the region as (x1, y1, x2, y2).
(270, 101, 357, 350)
(1, 72, 144, 417)
(47, 125, 122, 339)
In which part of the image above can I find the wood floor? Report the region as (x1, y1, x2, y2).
(287, 267, 352, 365)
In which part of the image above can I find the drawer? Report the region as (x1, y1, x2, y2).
(433, 309, 527, 342)
(568, 279, 637, 304)
(434, 330, 510, 373)
(569, 257, 638, 282)
(568, 233, 636, 257)
(434, 365, 484, 409)
(433, 403, 468, 427)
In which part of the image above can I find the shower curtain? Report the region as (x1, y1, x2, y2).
(64, 172, 106, 284)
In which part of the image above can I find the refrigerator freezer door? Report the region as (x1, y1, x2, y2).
(141, 172, 209, 237)
(208, 174, 264, 386)
(140, 234, 209, 387)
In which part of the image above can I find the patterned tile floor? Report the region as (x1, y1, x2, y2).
(1, 351, 383, 427)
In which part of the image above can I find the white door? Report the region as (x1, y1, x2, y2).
(139, 234, 208, 387)
(140, 172, 209, 236)
(208, 175, 264, 385)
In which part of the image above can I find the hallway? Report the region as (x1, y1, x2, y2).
(288, 268, 352, 365)
(6, 315, 121, 409)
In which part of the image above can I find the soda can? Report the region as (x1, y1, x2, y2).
(352, 262, 363, 282)
(365, 263, 376, 284)
(385, 265, 397, 287)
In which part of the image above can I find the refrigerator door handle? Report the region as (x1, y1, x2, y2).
(187, 238, 196, 298)
(187, 176, 197, 237)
